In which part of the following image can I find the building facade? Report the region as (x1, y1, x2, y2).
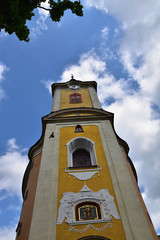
(16, 78, 158, 240)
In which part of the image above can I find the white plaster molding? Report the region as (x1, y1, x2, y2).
(65, 166, 102, 173)
(80, 183, 91, 192)
(56, 183, 120, 225)
(69, 171, 99, 180)
(69, 219, 111, 225)
(68, 222, 112, 233)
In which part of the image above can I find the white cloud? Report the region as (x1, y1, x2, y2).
(59, 50, 132, 102)
(0, 139, 28, 240)
(7, 138, 19, 151)
(30, 15, 48, 39)
(0, 62, 9, 100)
(30, 1, 49, 39)
(0, 138, 28, 199)
(60, 50, 107, 82)
(105, 95, 160, 208)
(38, 1, 50, 17)
(85, 0, 160, 107)
(0, 225, 16, 240)
(0, 30, 8, 39)
(41, 79, 53, 94)
(99, 26, 115, 60)
(142, 192, 160, 232)
(120, 36, 160, 106)
(101, 27, 109, 41)
(86, 0, 160, 27)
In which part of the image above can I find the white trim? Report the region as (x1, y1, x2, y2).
(65, 166, 102, 172)
(66, 136, 95, 146)
(69, 171, 99, 180)
(69, 219, 111, 225)
(68, 222, 112, 233)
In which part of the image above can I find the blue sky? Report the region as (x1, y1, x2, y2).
(0, 0, 160, 238)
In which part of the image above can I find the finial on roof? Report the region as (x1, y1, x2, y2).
(70, 74, 77, 82)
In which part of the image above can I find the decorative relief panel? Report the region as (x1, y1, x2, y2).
(57, 183, 120, 225)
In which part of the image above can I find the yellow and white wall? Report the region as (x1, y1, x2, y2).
(16, 80, 158, 240)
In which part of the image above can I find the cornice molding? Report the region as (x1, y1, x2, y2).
(34, 107, 130, 156)
(28, 107, 114, 161)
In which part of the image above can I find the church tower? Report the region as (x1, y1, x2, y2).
(16, 77, 158, 240)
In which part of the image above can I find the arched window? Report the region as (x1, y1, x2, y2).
(78, 236, 111, 240)
(66, 137, 98, 168)
(70, 93, 82, 103)
(75, 201, 101, 221)
(73, 149, 91, 167)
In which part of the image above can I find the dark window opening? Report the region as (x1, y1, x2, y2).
(75, 125, 84, 133)
(16, 222, 22, 236)
(73, 149, 91, 167)
(78, 236, 111, 240)
(70, 93, 82, 103)
(30, 161, 34, 170)
(24, 190, 28, 201)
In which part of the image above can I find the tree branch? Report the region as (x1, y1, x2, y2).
(37, 5, 51, 11)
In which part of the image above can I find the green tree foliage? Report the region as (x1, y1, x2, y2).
(0, 0, 83, 42)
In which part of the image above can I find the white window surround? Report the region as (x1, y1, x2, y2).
(66, 137, 98, 168)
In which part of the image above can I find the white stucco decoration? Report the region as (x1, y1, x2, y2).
(69, 171, 99, 180)
(56, 183, 120, 225)
(69, 222, 112, 233)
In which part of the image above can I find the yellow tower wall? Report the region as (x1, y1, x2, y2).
(17, 79, 158, 240)
(56, 125, 126, 240)
(60, 88, 93, 109)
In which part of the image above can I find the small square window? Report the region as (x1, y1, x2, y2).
(70, 93, 82, 103)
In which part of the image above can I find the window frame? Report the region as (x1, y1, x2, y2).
(66, 137, 98, 168)
(75, 201, 102, 221)
(69, 93, 82, 104)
